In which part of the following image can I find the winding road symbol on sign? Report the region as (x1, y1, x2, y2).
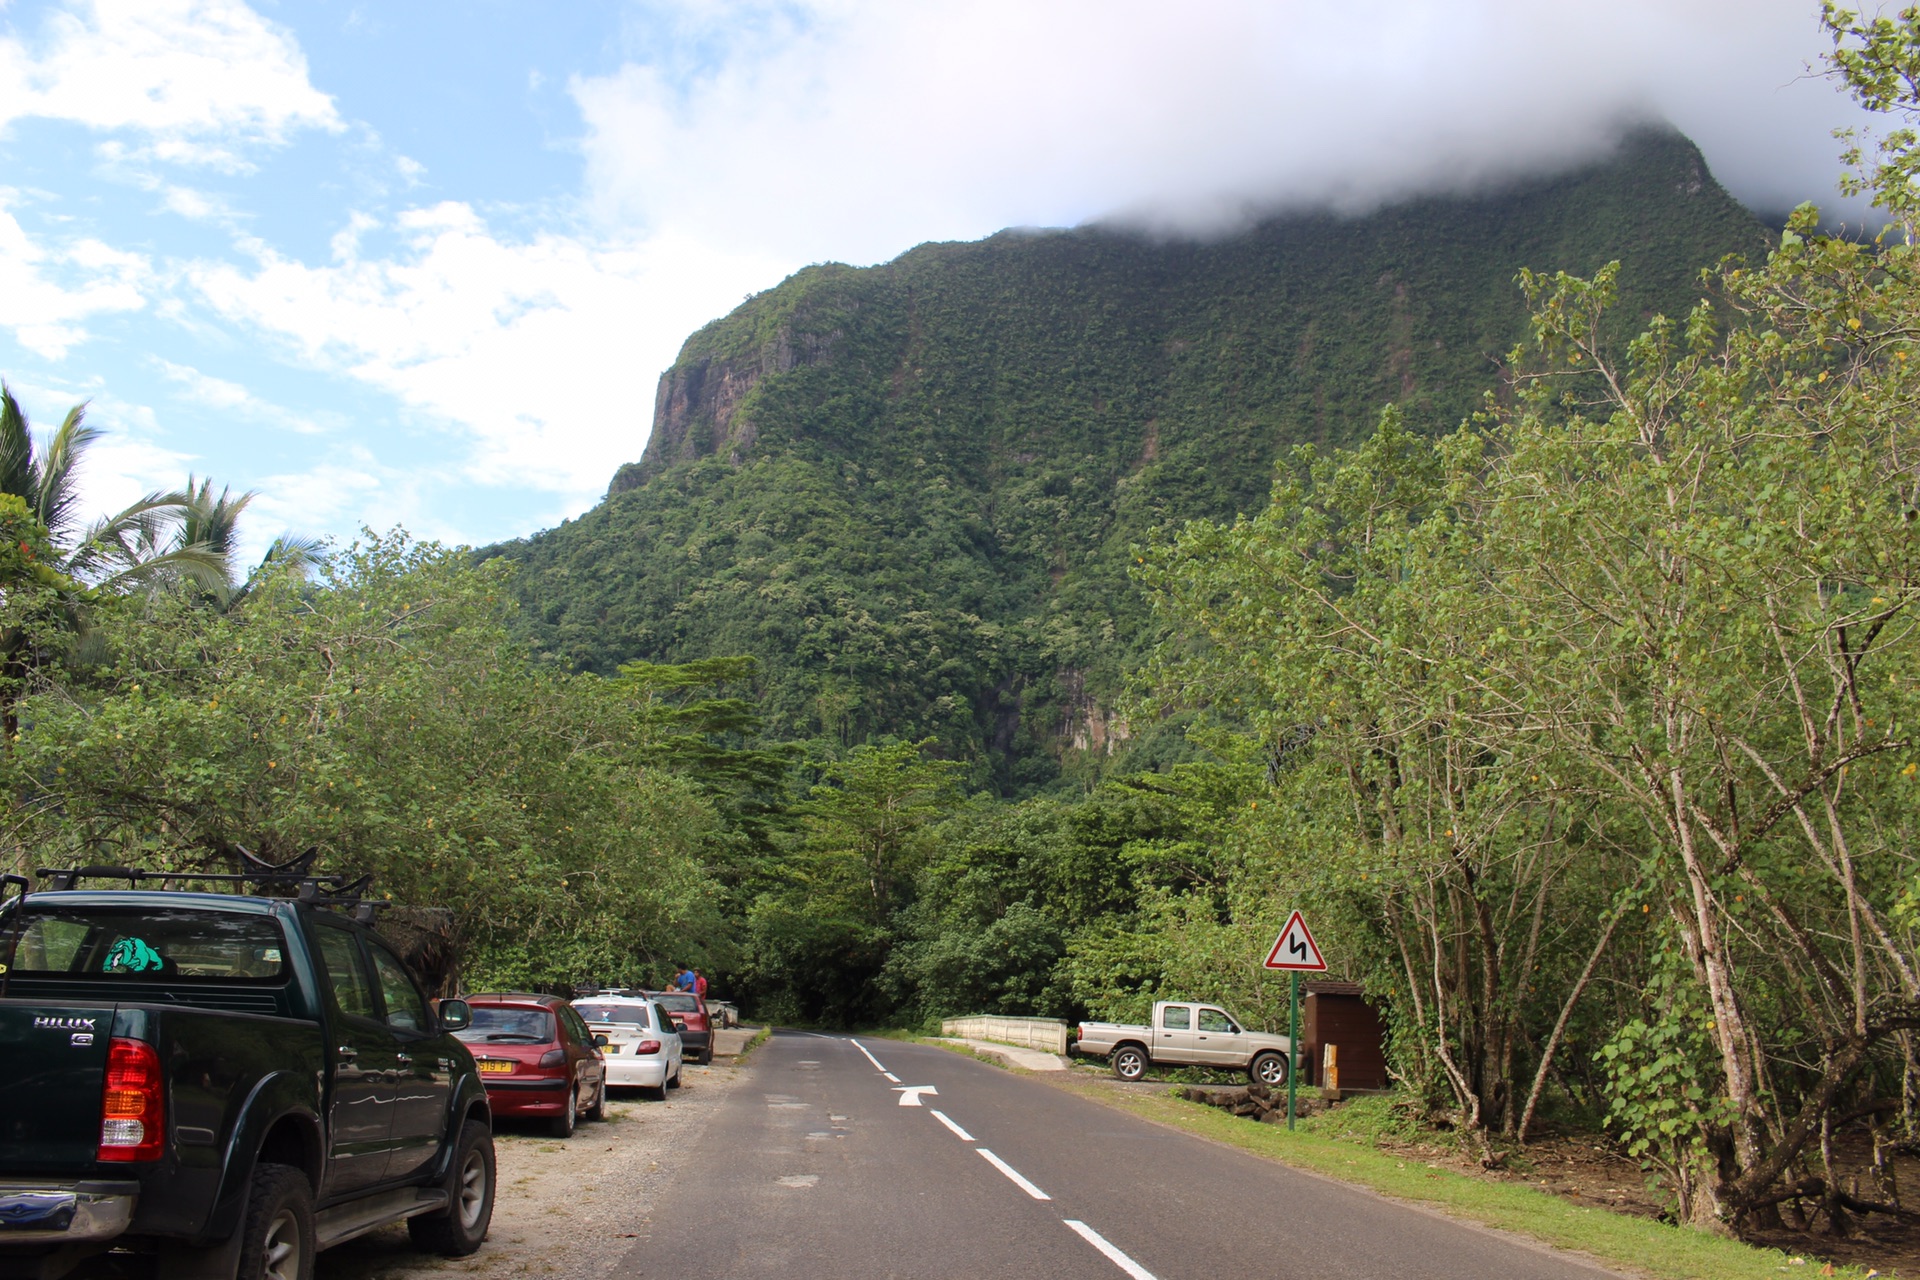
(1263, 910, 1327, 972)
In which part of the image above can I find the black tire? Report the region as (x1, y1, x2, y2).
(667, 1061, 682, 1090)
(585, 1078, 607, 1122)
(549, 1082, 579, 1138)
(1250, 1051, 1289, 1088)
(1111, 1045, 1149, 1082)
(409, 1119, 494, 1257)
(236, 1163, 314, 1280)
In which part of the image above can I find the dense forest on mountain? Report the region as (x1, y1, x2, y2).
(490, 128, 1768, 794)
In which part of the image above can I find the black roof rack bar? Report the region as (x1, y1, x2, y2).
(32, 865, 381, 910)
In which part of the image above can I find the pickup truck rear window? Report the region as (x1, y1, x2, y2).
(0, 906, 289, 983)
(653, 994, 700, 1014)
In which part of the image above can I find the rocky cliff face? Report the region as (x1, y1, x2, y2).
(612, 298, 850, 495)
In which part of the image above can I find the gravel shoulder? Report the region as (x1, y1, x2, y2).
(318, 1045, 754, 1280)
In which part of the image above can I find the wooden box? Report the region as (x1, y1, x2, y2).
(1301, 981, 1388, 1091)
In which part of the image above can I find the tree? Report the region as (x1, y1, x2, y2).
(0, 387, 224, 593)
(2, 532, 728, 988)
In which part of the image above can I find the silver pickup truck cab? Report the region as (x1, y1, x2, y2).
(1074, 1000, 1292, 1085)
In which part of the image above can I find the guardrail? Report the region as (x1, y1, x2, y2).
(940, 1015, 1070, 1055)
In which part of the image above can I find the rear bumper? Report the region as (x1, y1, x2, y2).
(479, 1077, 570, 1116)
(603, 1057, 668, 1088)
(0, 1182, 139, 1245)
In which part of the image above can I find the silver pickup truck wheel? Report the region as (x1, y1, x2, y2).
(1250, 1051, 1289, 1087)
(1111, 1045, 1149, 1081)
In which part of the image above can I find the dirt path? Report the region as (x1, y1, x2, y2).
(319, 1051, 751, 1280)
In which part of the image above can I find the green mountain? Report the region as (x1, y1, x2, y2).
(491, 127, 1770, 792)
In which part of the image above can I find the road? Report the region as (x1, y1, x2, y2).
(615, 1031, 1618, 1280)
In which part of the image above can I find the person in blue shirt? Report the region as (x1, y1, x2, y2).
(671, 965, 696, 992)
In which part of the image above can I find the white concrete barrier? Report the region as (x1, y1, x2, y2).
(940, 1015, 1070, 1055)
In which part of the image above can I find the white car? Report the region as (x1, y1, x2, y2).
(574, 994, 685, 1098)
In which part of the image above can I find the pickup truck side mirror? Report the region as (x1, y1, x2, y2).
(438, 999, 472, 1033)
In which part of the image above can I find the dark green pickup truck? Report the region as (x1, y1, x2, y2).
(0, 871, 495, 1280)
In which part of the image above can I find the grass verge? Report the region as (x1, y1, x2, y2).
(731, 1025, 772, 1063)
(1041, 1075, 1863, 1280)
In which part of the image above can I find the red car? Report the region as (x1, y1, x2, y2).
(454, 993, 607, 1137)
(645, 990, 714, 1062)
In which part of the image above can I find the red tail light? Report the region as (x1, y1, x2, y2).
(635, 1039, 662, 1055)
(537, 1049, 567, 1068)
(98, 1038, 165, 1162)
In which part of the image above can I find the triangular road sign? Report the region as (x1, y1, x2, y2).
(1263, 910, 1327, 971)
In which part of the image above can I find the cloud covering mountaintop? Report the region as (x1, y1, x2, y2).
(575, 0, 1878, 255)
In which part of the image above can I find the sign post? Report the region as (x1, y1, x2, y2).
(1262, 910, 1326, 1130)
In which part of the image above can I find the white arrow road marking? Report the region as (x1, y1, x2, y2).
(930, 1109, 975, 1141)
(894, 1085, 938, 1106)
(977, 1149, 1050, 1200)
(1064, 1221, 1157, 1279)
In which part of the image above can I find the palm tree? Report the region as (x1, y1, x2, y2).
(0, 385, 321, 738)
(0, 386, 227, 593)
(160, 476, 325, 608)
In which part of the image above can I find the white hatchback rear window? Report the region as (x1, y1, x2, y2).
(576, 1003, 650, 1027)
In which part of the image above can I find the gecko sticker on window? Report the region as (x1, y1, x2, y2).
(104, 937, 165, 973)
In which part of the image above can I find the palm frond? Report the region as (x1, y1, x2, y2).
(178, 474, 257, 560)
(35, 403, 101, 545)
(259, 533, 325, 576)
(88, 541, 232, 598)
(65, 492, 191, 581)
(0, 384, 40, 506)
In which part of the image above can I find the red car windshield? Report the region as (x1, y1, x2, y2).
(654, 994, 701, 1015)
(456, 1006, 555, 1044)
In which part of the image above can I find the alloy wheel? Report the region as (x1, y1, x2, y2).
(260, 1209, 302, 1280)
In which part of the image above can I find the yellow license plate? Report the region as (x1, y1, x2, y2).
(478, 1060, 514, 1074)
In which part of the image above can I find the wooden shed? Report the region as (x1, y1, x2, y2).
(1301, 981, 1389, 1092)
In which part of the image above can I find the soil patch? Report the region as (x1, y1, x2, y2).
(318, 1058, 748, 1280)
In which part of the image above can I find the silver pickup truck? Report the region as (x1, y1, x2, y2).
(1075, 1000, 1293, 1085)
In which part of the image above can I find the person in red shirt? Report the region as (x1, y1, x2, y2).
(693, 969, 709, 999)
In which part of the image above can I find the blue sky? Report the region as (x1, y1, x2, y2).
(0, 0, 1878, 563)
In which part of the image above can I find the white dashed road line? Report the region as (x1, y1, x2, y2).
(977, 1148, 1051, 1201)
(1064, 1221, 1160, 1280)
(878, 1043, 1156, 1280)
(929, 1109, 975, 1141)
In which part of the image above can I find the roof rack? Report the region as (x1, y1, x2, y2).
(30, 848, 386, 923)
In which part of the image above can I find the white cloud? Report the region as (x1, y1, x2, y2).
(0, 194, 149, 358)
(0, 0, 341, 160)
(573, 0, 1879, 257)
(186, 207, 789, 499)
(153, 358, 323, 434)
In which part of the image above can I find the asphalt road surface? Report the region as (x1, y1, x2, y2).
(616, 1031, 1620, 1280)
